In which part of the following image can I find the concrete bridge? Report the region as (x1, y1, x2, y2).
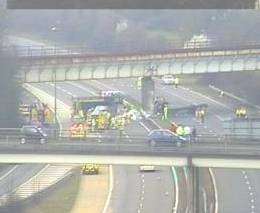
(11, 43, 260, 83)
(1, 135, 260, 168)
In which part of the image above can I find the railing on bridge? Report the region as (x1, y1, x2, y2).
(5, 39, 260, 58)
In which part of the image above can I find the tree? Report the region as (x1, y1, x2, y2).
(0, 7, 20, 128)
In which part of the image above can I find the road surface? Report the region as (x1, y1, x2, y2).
(31, 81, 176, 213)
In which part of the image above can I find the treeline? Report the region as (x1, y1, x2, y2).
(0, 49, 20, 128)
(6, 10, 260, 53)
(0, 9, 20, 128)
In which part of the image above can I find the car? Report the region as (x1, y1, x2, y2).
(81, 164, 99, 175)
(20, 125, 48, 144)
(148, 129, 186, 147)
(162, 75, 175, 85)
(139, 165, 155, 172)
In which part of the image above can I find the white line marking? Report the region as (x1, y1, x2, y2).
(171, 167, 179, 213)
(102, 165, 114, 213)
(147, 118, 161, 129)
(0, 165, 19, 181)
(139, 122, 150, 132)
(209, 168, 218, 213)
(215, 115, 225, 121)
(67, 82, 97, 96)
(180, 86, 231, 110)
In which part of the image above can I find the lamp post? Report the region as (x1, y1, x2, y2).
(50, 24, 59, 134)
(54, 70, 57, 126)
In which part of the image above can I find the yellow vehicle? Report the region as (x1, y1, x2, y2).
(81, 164, 99, 175)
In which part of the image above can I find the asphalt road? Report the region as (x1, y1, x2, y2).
(102, 77, 260, 213)
(28, 77, 260, 213)
(0, 164, 46, 198)
(40, 80, 176, 213)
(13, 35, 260, 213)
(0, 89, 47, 207)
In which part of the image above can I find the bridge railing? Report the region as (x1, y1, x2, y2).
(1, 128, 260, 144)
(5, 39, 260, 58)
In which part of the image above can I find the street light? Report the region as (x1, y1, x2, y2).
(50, 24, 58, 133)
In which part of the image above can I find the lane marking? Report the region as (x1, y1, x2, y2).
(209, 168, 218, 213)
(171, 167, 179, 213)
(0, 165, 19, 182)
(102, 165, 114, 213)
(139, 122, 150, 132)
(179, 86, 231, 110)
(68, 82, 97, 96)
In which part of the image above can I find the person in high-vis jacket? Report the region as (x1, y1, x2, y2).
(176, 125, 185, 136)
(162, 103, 168, 120)
(174, 77, 179, 88)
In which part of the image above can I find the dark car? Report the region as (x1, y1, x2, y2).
(148, 129, 186, 147)
(20, 125, 48, 144)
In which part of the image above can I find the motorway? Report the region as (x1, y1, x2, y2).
(0, 89, 47, 208)
(24, 77, 260, 213)
(82, 77, 260, 213)
(29, 81, 176, 213)
(10, 36, 260, 213)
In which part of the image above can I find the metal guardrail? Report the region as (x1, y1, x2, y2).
(1, 129, 260, 146)
(4, 40, 260, 58)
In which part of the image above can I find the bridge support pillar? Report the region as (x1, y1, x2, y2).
(141, 76, 155, 113)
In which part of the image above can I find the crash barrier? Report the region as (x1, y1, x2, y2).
(223, 118, 260, 140)
(167, 104, 208, 118)
(1, 134, 260, 165)
(1, 128, 260, 144)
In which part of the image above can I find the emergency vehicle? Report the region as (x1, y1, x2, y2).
(70, 96, 123, 136)
(81, 164, 99, 175)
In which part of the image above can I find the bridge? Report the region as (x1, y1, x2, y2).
(1, 134, 260, 168)
(7, 41, 260, 83)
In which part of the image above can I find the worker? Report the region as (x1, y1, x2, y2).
(110, 117, 116, 129)
(240, 107, 247, 118)
(191, 126, 197, 142)
(91, 118, 96, 132)
(200, 109, 205, 123)
(184, 126, 191, 135)
(176, 125, 185, 136)
(235, 108, 240, 118)
(154, 97, 160, 115)
(184, 126, 191, 142)
(174, 77, 179, 88)
(170, 122, 178, 133)
(162, 103, 168, 120)
(219, 91, 224, 97)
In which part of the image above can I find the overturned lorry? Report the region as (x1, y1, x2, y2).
(71, 95, 123, 121)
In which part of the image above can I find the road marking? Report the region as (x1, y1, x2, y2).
(215, 115, 225, 121)
(147, 118, 161, 129)
(0, 165, 19, 181)
(68, 82, 97, 96)
(139, 121, 150, 132)
(102, 165, 114, 213)
(171, 167, 179, 213)
(180, 86, 231, 110)
(209, 168, 218, 213)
